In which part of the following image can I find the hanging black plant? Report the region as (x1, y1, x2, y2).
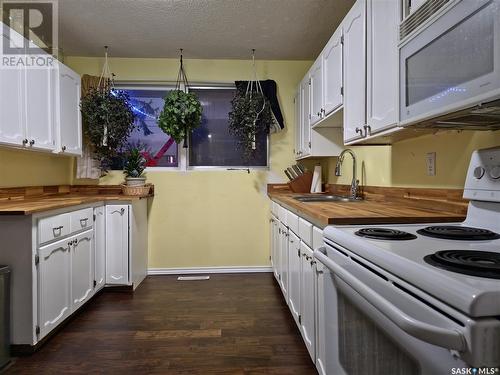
(158, 50, 202, 148)
(80, 47, 135, 171)
(228, 50, 272, 160)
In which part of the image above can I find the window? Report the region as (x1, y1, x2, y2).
(114, 87, 178, 168)
(114, 84, 269, 170)
(189, 87, 268, 168)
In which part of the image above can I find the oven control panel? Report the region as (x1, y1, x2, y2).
(464, 147, 500, 202)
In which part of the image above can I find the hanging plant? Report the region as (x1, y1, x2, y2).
(228, 50, 272, 160)
(81, 89, 135, 170)
(79, 47, 135, 171)
(158, 90, 202, 144)
(158, 50, 202, 148)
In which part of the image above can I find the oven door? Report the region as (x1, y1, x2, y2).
(400, 0, 500, 125)
(314, 244, 468, 375)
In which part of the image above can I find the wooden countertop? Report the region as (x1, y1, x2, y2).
(0, 185, 153, 215)
(268, 186, 467, 228)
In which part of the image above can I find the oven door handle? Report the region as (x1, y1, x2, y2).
(314, 247, 467, 351)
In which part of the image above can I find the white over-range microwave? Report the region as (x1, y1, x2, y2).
(399, 0, 500, 129)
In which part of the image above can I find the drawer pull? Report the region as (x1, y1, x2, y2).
(80, 218, 89, 225)
(53, 226, 64, 231)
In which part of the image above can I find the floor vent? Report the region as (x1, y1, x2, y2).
(177, 276, 210, 281)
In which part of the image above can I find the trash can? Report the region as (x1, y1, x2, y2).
(0, 266, 10, 369)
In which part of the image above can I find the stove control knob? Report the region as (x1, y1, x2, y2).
(474, 166, 485, 179)
(489, 166, 500, 180)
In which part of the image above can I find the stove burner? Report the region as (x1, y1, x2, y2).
(424, 250, 500, 279)
(417, 226, 500, 241)
(355, 228, 417, 241)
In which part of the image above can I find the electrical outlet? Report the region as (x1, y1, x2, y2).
(426, 152, 436, 176)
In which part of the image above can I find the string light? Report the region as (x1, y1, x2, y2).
(110, 90, 158, 120)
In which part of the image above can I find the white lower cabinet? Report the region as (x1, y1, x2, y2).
(94, 206, 106, 291)
(0, 200, 149, 348)
(279, 223, 289, 300)
(288, 231, 301, 326)
(300, 242, 316, 361)
(38, 238, 72, 339)
(71, 231, 94, 310)
(315, 260, 327, 375)
(270, 202, 320, 366)
(105, 205, 129, 285)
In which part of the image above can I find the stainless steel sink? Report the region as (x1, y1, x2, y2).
(293, 195, 363, 203)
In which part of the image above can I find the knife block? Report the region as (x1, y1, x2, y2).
(288, 172, 313, 193)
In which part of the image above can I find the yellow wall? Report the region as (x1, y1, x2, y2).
(0, 148, 73, 188)
(65, 57, 311, 269)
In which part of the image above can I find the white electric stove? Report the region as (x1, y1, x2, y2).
(314, 147, 500, 375)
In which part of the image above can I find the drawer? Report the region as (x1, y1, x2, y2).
(278, 205, 288, 225)
(70, 208, 93, 233)
(287, 211, 299, 235)
(298, 218, 313, 247)
(312, 226, 323, 250)
(38, 213, 71, 245)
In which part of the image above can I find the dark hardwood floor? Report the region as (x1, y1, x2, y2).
(6, 274, 317, 374)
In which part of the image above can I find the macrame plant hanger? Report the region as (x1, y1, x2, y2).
(175, 49, 191, 148)
(246, 49, 266, 150)
(98, 46, 115, 147)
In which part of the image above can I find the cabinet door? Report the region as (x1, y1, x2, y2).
(279, 223, 288, 300)
(106, 205, 129, 285)
(0, 60, 25, 146)
(25, 66, 55, 151)
(343, 0, 366, 143)
(57, 63, 82, 155)
(294, 88, 302, 160)
(315, 261, 327, 375)
(366, 0, 399, 134)
(300, 78, 311, 157)
(323, 27, 344, 116)
(38, 238, 71, 339)
(272, 217, 280, 282)
(310, 61, 323, 126)
(300, 242, 316, 361)
(287, 232, 301, 326)
(71, 231, 94, 310)
(94, 206, 106, 290)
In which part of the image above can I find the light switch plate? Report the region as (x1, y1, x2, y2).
(426, 152, 436, 176)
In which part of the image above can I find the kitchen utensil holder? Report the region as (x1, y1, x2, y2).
(287, 172, 313, 193)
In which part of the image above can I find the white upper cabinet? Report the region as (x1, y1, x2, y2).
(310, 61, 323, 126)
(0, 62, 25, 147)
(24, 65, 56, 151)
(366, 0, 400, 135)
(322, 27, 344, 117)
(300, 77, 311, 157)
(56, 63, 82, 156)
(343, 0, 367, 143)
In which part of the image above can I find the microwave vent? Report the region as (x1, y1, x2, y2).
(411, 100, 500, 130)
(400, 0, 451, 41)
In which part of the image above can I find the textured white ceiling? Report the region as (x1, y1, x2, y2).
(58, 0, 355, 59)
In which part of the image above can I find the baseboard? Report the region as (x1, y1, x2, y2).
(148, 266, 273, 275)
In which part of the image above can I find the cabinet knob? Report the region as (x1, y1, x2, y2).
(22, 139, 28, 145)
(120, 208, 125, 215)
(62, 145, 66, 151)
(29, 139, 35, 146)
(355, 127, 363, 136)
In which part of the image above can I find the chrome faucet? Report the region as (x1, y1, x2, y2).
(334, 149, 359, 199)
